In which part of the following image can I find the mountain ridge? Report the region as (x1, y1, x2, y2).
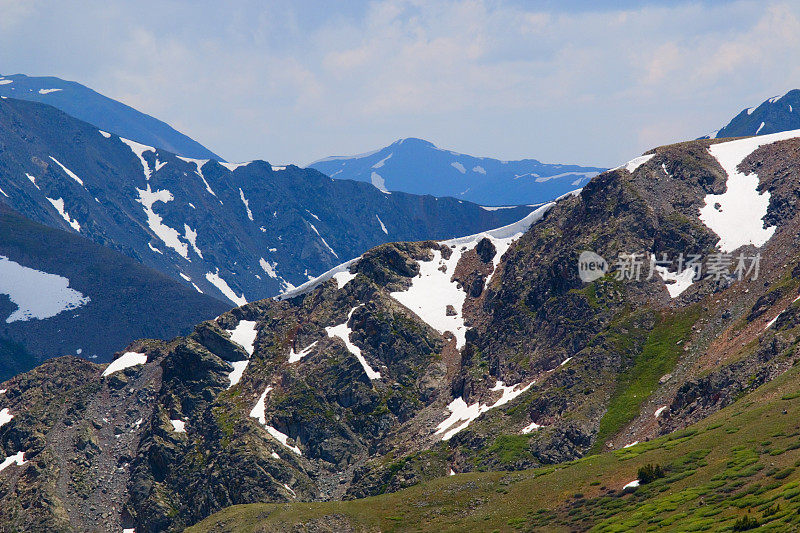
(308, 136, 606, 206)
(0, 73, 223, 160)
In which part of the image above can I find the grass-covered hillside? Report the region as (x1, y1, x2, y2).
(190, 360, 800, 532)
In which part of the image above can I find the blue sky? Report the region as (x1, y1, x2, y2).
(1, 0, 799, 167)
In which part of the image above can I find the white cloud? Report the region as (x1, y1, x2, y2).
(0, 1, 799, 168)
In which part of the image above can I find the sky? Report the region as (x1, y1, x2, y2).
(1, 0, 800, 167)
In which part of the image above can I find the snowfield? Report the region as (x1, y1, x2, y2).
(698, 130, 800, 252)
(0, 255, 90, 323)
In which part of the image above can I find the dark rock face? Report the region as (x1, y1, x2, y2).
(0, 97, 534, 307)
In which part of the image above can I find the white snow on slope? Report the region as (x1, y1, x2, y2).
(288, 341, 318, 363)
(0, 186, 7, 198)
(764, 295, 800, 330)
(623, 480, 640, 490)
(326, 307, 382, 380)
(226, 320, 258, 356)
(250, 386, 302, 455)
(376, 214, 388, 234)
(136, 185, 189, 259)
(148, 242, 163, 255)
(308, 222, 339, 258)
(46, 197, 81, 231)
(0, 80, 12, 85)
(391, 246, 469, 349)
(333, 269, 357, 289)
(38, 88, 62, 94)
(277, 258, 359, 300)
(227, 360, 248, 388)
(435, 380, 534, 440)
(0, 409, 13, 429)
(120, 138, 156, 181)
(177, 156, 217, 196)
(220, 161, 250, 171)
(391, 201, 559, 348)
(473, 165, 486, 174)
(98, 130, 111, 138)
(618, 153, 655, 173)
(756, 121, 765, 134)
(206, 270, 247, 306)
(0, 451, 26, 473)
(25, 173, 39, 190)
(183, 224, 203, 258)
(655, 406, 667, 418)
(535, 170, 599, 183)
(655, 265, 695, 298)
(521, 420, 541, 433)
(102, 352, 147, 377)
(170, 419, 186, 433)
(260, 258, 278, 278)
(451, 161, 466, 173)
(0, 255, 90, 323)
(697, 130, 800, 252)
(239, 188, 254, 221)
(49, 156, 84, 186)
(370, 171, 389, 193)
(623, 441, 639, 448)
(372, 153, 392, 169)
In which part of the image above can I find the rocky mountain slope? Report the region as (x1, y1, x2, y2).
(0, 203, 229, 380)
(308, 137, 605, 206)
(191, 360, 800, 531)
(705, 89, 800, 139)
(2, 129, 800, 531)
(0, 97, 533, 305)
(0, 73, 222, 160)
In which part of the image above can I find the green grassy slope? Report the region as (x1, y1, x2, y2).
(189, 360, 800, 532)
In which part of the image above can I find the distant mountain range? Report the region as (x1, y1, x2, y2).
(308, 137, 606, 206)
(0, 97, 534, 306)
(704, 89, 800, 139)
(0, 73, 222, 160)
(0, 203, 229, 380)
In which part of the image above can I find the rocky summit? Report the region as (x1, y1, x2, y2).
(4, 128, 800, 531)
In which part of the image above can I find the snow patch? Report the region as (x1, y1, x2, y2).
(655, 265, 695, 298)
(102, 352, 147, 377)
(120, 138, 155, 181)
(98, 130, 111, 138)
(0, 451, 26, 473)
(756, 121, 765, 134)
(326, 307, 381, 380)
(220, 161, 250, 171)
(0, 256, 90, 323)
(376, 214, 388, 234)
(25, 173, 39, 190)
(436, 380, 534, 440)
(227, 360, 249, 388)
(619, 154, 655, 173)
(136, 185, 189, 259)
(451, 161, 466, 174)
(308, 222, 339, 258)
(535, 170, 599, 183)
(472, 165, 486, 174)
(205, 270, 247, 306)
(0, 409, 13, 429)
(333, 269, 357, 289)
(655, 406, 667, 418)
(250, 386, 303, 455)
(170, 419, 186, 433)
(177, 156, 216, 196)
(46, 197, 81, 231)
(288, 341, 318, 364)
(372, 153, 392, 169)
(521, 421, 541, 434)
(226, 320, 258, 356)
(623, 480, 640, 490)
(623, 441, 639, 448)
(697, 130, 800, 252)
(49, 156, 84, 186)
(183, 225, 203, 258)
(370, 171, 389, 193)
(38, 88, 62, 94)
(239, 188, 254, 221)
